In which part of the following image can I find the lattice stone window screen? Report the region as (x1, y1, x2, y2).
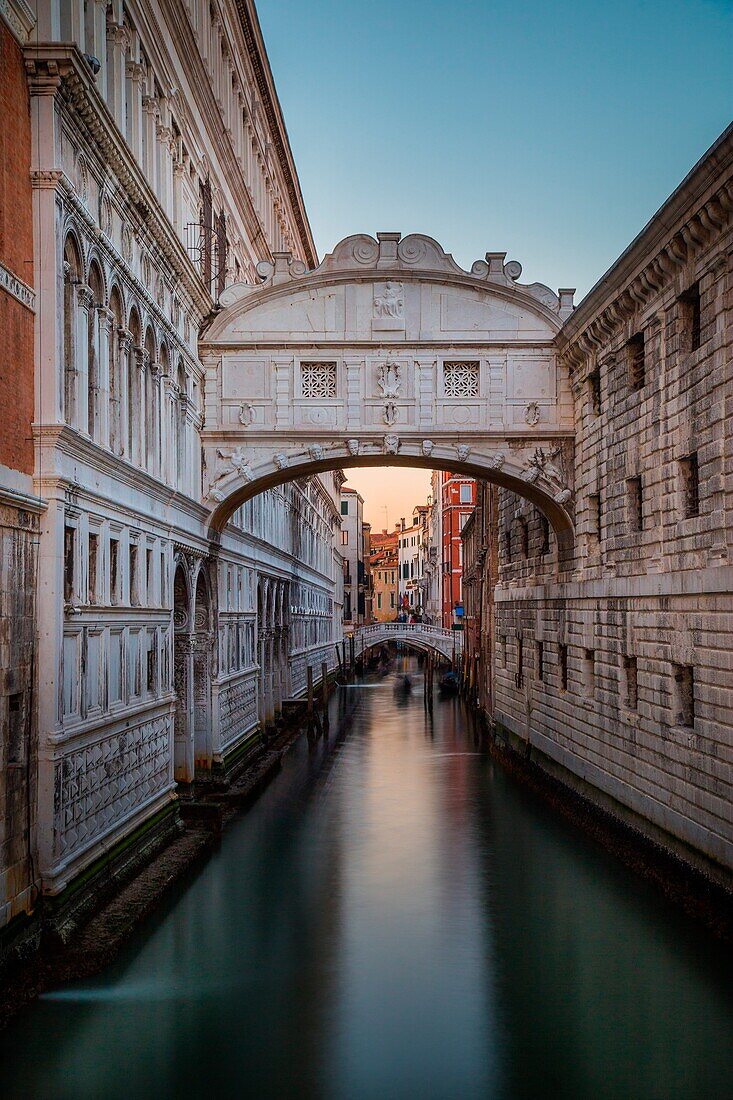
(443, 361, 479, 397)
(301, 361, 337, 398)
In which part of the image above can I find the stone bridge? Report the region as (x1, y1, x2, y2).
(199, 232, 577, 547)
(353, 622, 462, 662)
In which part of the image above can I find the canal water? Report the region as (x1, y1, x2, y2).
(2, 657, 732, 1099)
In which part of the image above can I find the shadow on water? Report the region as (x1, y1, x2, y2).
(1, 656, 732, 1100)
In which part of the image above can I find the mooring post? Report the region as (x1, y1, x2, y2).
(321, 660, 329, 731)
(342, 639, 347, 679)
(349, 634, 355, 679)
(307, 665, 315, 741)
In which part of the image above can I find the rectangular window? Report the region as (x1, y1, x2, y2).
(584, 649, 596, 697)
(160, 550, 167, 606)
(147, 633, 158, 694)
(503, 529, 512, 563)
(377, 592, 382, 609)
(341, 500, 349, 516)
(627, 332, 645, 391)
(559, 644, 569, 691)
(459, 483, 472, 504)
(680, 452, 699, 519)
(341, 529, 348, 546)
(88, 532, 98, 603)
(64, 525, 75, 603)
(588, 368, 601, 416)
(390, 592, 394, 608)
(589, 493, 601, 541)
(498, 635, 507, 670)
(624, 655, 638, 711)
(539, 514, 550, 556)
(7, 693, 23, 764)
(680, 283, 701, 352)
(443, 360, 480, 397)
(516, 637, 524, 688)
(110, 537, 119, 605)
(519, 518, 529, 559)
(672, 664, 694, 728)
(626, 477, 643, 533)
(129, 543, 138, 606)
(146, 548, 153, 603)
(536, 641, 544, 682)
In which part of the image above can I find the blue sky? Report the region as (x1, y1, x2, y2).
(259, 0, 732, 301)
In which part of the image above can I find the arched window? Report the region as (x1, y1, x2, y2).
(87, 261, 104, 439)
(176, 360, 187, 492)
(127, 307, 141, 459)
(63, 234, 82, 427)
(144, 327, 157, 474)
(108, 286, 124, 454)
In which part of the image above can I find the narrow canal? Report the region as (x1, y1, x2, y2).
(2, 657, 732, 1099)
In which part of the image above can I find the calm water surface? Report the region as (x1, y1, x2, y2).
(2, 658, 732, 1099)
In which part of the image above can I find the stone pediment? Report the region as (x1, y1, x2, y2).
(210, 232, 575, 344)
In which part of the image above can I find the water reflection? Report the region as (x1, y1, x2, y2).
(1, 657, 731, 1099)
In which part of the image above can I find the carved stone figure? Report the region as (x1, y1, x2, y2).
(455, 443, 471, 462)
(489, 451, 506, 469)
(230, 447, 253, 481)
(383, 401, 398, 426)
(273, 453, 289, 469)
(377, 360, 401, 398)
(522, 445, 570, 498)
(383, 434, 400, 455)
(524, 401, 541, 426)
(347, 439, 360, 456)
(373, 281, 404, 319)
(308, 444, 324, 462)
(421, 439, 435, 457)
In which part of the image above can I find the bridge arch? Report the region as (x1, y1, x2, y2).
(200, 231, 577, 550)
(354, 623, 463, 663)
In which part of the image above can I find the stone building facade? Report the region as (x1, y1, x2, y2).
(466, 125, 733, 876)
(0, 0, 43, 942)
(3, 0, 342, 920)
(369, 528, 398, 622)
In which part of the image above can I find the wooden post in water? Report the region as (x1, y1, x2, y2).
(321, 661, 329, 731)
(341, 639, 347, 679)
(349, 634, 355, 679)
(306, 665, 315, 741)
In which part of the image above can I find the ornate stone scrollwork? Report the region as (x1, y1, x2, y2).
(383, 402, 398, 426)
(377, 360, 401, 398)
(524, 401, 541, 426)
(522, 445, 571, 500)
(238, 402, 254, 426)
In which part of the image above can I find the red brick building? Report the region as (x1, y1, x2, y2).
(432, 471, 476, 628)
(0, 0, 42, 939)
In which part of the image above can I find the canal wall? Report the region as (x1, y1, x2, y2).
(465, 125, 733, 883)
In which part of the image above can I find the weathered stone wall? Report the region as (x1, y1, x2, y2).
(469, 124, 733, 876)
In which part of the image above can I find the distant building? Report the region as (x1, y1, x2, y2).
(398, 505, 430, 618)
(362, 522, 373, 624)
(431, 471, 476, 627)
(340, 487, 365, 625)
(370, 529, 399, 622)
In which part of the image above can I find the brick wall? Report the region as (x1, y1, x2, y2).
(0, 19, 34, 477)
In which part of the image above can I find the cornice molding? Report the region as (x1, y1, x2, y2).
(233, 0, 317, 268)
(0, 0, 34, 44)
(558, 123, 733, 370)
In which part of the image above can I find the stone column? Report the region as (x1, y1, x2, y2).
(106, 22, 128, 131)
(142, 94, 158, 190)
(96, 305, 114, 449)
(125, 60, 144, 163)
(117, 328, 132, 458)
(91, 0, 108, 96)
(75, 283, 94, 435)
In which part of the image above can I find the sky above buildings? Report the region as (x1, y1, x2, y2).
(258, 0, 733, 525)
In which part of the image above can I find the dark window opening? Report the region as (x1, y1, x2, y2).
(559, 644, 569, 691)
(199, 177, 213, 288)
(503, 529, 512, 563)
(516, 637, 524, 689)
(680, 283, 701, 352)
(129, 543, 138, 606)
(147, 642, 157, 694)
(626, 477, 643, 533)
(146, 547, 154, 602)
(624, 655, 638, 711)
(341, 500, 349, 516)
(64, 525, 75, 603)
(672, 664, 694, 728)
(539, 514, 550, 556)
(588, 368, 601, 416)
(518, 518, 529, 559)
(215, 210, 228, 299)
(110, 538, 119, 605)
(680, 452, 699, 519)
(589, 492, 602, 541)
(88, 532, 98, 603)
(627, 332, 645, 391)
(536, 640, 544, 682)
(584, 648, 596, 697)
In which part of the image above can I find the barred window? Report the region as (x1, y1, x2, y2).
(444, 360, 479, 397)
(301, 361, 337, 398)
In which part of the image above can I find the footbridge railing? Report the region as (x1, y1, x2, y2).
(352, 622, 462, 662)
